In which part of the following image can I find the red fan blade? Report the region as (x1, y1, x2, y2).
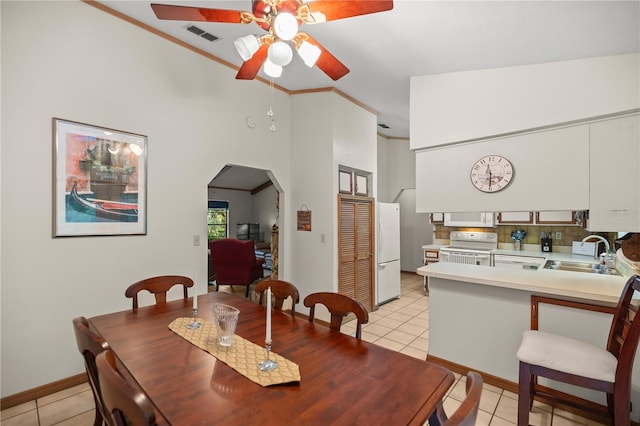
(303, 34, 349, 81)
(236, 44, 269, 80)
(305, 0, 393, 23)
(151, 4, 246, 23)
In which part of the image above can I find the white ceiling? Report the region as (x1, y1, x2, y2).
(97, 1, 639, 139)
(209, 165, 271, 191)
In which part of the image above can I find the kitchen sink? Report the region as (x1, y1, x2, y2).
(543, 260, 619, 275)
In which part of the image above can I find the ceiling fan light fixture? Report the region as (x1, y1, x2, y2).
(263, 58, 283, 78)
(234, 34, 260, 61)
(267, 41, 293, 67)
(297, 41, 321, 67)
(273, 12, 298, 41)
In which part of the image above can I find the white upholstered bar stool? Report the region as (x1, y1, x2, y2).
(516, 275, 640, 426)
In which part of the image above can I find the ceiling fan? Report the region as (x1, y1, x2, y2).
(151, 0, 394, 81)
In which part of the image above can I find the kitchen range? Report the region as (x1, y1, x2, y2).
(438, 231, 497, 266)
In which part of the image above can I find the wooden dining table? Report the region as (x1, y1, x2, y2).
(89, 292, 454, 425)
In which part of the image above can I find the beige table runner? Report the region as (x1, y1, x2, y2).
(169, 317, 301, 387)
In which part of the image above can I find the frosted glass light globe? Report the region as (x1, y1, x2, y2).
(263, 58, 282, 78)
(273, 12, 298, 41)
(267, 41, 293, 67)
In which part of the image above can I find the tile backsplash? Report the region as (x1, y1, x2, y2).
(433, 225, 615, 250)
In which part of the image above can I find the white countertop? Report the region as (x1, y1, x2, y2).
(417, 261, 629, 305)
(422, 244, 447, 250)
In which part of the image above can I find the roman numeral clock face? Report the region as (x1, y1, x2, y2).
(470, 155, 514, 193)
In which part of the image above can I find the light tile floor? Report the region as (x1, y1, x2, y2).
(1, 273, 608, 425)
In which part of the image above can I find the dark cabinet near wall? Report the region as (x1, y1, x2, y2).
(237, 223, 260, 241)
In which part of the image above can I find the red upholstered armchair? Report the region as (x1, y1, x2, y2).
(209, 238, 265, 297)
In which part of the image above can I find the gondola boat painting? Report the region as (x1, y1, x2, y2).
(53, 118, 147, 237)
(69, 182, 138, 222)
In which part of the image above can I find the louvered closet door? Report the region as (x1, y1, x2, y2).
(338, 195, 374, 311)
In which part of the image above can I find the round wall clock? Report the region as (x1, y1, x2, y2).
(470, 155, 514, 193)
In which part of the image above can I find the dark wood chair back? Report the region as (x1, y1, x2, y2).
(433, 371, 483, 426)
(607, 274, 640, 422)
(125, 275, 194, 310)
(96, 350, 157, 426)
(254, 279, 300, 315)
(73, 317, 110, 426)
(303, 292, 369, 339)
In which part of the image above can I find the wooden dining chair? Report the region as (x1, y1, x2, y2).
(125, 275, 194, 310)
(303, 292, 369, 339)
(254, 279, 300, 315)
(517, 274, 640, 426)
(73, 317, 110, 426)
(431, 371, 484, 426)
(96, 350, 157, 426)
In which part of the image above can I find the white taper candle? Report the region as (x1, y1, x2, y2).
(266, 287, 272, 343)
(193, 270, 198, 310)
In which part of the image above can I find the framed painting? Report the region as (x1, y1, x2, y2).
(53, 118, 147, 237)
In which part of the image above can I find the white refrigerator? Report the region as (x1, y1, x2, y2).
(377, 202, 401, 304)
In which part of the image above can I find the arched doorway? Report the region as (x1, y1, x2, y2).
(207, 165, 281, 291)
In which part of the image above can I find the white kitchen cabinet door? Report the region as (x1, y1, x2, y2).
(588, 114, 640, 232)
(536, 211, 576, 224)
(498, 212, 533, 224)
(430, 213, 444, 223)
(416, 124, 589, 213)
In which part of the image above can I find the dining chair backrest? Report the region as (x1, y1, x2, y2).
(303, 292, 369, 339)
(96, 350, 157, 426)
(125, 275, 194, 310)
(73, 316, 110, 426)
(607, 274, 640, 364)
(517, 274, 640, 425)
(254, 279, 300, 315)
(438, 371, 483, 426)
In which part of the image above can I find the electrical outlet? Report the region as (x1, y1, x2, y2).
(320, 233, 326, 243)
(193, 235, 200, 246)
(555, 232, 562, 240)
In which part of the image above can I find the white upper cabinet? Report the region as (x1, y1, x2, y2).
(588, 114, 640, 232)
(536, 211, 576, 224)
(497, 212, 534, 224)
(416, 124, 590, 213)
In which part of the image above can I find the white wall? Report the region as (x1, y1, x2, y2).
(376, 135, 391, 202)
(288, 93, 335, 301)
(252, 185, 278, 242)
(377, 138, 432, 272)
(287, 91, 377, 322)
(410, 53, 640, 149)
(397, 189, 431, 272)
(1, 1, 295, 397)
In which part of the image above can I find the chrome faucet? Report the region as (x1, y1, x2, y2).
(581, 235, 616, 271)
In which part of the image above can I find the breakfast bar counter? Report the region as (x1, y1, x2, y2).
(417, 262, 640, 422)
(417, 261, 628, 305)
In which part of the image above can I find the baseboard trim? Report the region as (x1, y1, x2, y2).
(1, 373, 87, 410)
(426, 354, 518, 393)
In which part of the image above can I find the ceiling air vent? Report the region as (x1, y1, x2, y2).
(378, 123, 390, 129)
(185, 25, 219, 42)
